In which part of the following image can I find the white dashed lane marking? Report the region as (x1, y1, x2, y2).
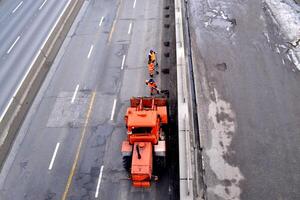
(39, 0, 48, 10)
(12, 1, 23, 13)
(121, 55, 126, 70)
(48, 143, 60, 170)
(7, 36, 20, 54)
(133, 0, 137, 8)
(110, 99, 117, 121)
(71, 84, 79, 104)
(99, 16, 104, 27)
(87, 45, 94, 59)
(95, 165, 104, 198)
(128, 22, 132, 34)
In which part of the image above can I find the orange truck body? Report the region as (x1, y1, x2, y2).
(121, 97, 168, 187)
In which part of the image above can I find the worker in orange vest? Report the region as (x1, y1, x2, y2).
(149, 50, 159, 71)
(148, 50, 156, 64)
(145, 79, 160, 95)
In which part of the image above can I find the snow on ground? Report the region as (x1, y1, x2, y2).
(264, 0, 300, 70)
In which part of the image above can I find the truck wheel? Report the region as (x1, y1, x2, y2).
(122, 155, 132, 173)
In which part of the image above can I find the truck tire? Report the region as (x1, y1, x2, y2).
(122, 155, 132, 173)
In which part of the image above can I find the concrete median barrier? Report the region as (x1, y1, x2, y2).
(0, 0, 85, 170)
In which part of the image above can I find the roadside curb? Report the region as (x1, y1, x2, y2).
(174, 0, 194, 199)
(0, 0, 85, 170)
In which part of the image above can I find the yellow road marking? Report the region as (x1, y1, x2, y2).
(61, 92, 96, 200)
(108, 20, 117, 43)
(108, 0, 122, 43)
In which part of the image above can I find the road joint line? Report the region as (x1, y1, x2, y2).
(95, 165, 104, 198)
(71, 84, 79, 104)
(12, 1, 23, 13)
(48, 142, 60, 170)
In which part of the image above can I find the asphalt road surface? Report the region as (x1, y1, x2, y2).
(0, 0, 178, 199)
(0, 0, 69, 117)
(188, 0, 300, 199)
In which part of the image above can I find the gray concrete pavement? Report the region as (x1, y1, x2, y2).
(0, 0, 69, 117)
(0, 0, 178, 199)
(187, 0, 300, 199)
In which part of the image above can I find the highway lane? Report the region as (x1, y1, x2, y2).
(0, 0, 47, 56)
(0, 0, 177, 199)
(0, 0, 69, 119)
(0, 0, 28, 23)
(187, 0, 300, 199)
(0, 0, 61, 56)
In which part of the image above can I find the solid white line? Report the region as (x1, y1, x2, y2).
(95, 165, 104, 198)
(133, 0, 137, 8)
(99, 16, 104, 27)
(7, 36, 20, 54)
(48, 143, 60, 170)
(39, 0, 48, 10)
(110, 99, 117, 120)
(71, 84, 79, 103)
(12, 1, 23, 13)
(121, 55, 126, 70)
(87, 45, 94, 59)
(41, 0, 72, 49)
(128, 22, 132, 34)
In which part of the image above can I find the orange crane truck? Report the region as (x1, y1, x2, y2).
(121, 97, 168, 187)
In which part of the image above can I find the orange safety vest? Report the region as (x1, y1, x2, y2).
(147, 81, 157, 89)
(148, 62, 155, 74)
